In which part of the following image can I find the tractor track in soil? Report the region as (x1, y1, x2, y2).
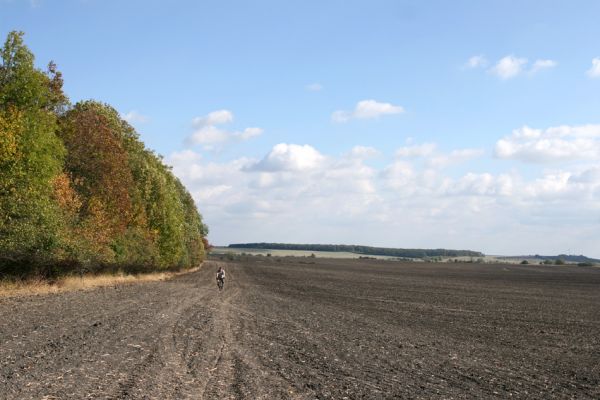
(1, 258, 599, 399)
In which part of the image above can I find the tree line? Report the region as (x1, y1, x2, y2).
(0, 31, 208, 279)
(228, 243, 484, 259)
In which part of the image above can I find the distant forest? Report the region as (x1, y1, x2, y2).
(526, 254, 600, 263)
(0, 32, 208, 278)
(228, 243, 484, 258)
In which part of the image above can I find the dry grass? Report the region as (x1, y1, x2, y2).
(0, 266, 201, 298)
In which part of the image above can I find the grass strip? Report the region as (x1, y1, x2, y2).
(0, 266, 201, 298)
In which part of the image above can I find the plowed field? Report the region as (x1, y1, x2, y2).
(1, 258, 599, 399)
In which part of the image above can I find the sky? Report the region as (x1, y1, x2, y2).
(2, 0, 600, 257)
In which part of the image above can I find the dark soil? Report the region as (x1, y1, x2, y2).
(1, 258, 599, 399)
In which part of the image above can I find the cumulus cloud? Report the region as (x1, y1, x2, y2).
(186, 110, 263, 150)
(168, 139, 600, 257)
(489, 55, 528, 79)
(443, 172, 514, 196)
(396, 143, 436, 158)
(587, 58, 600, 78)
(395, 143, 483, 168)
(246, 143, 325, 172)
(168, 149, 202, 164)
(485, 55, 556, 79)
(122, 110, 149, 124)
(167, 143, 379, 228)
(464, 55, 488, 69)
(237, 127, 263, 140)
(332, 100, 404, 123)
(530, 59, 557, 73)
(494, 124, 600, 162)
(382, 160, 415, 191)
(306, 83, 323, 91)
(569, 165, 600, 184)
(192, 110, 233, 126)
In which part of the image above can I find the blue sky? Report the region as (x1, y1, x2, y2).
(3, 0, 600, 257)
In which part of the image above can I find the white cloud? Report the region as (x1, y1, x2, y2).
(443, 172, 513, 196)
(306, 83, 323, 91)
(192, 110, 233, 127)
(168, 151, 254, 185)
(465, 55, 488, 69)
(495, 124, 600, 162)
(189, 126, 230, 146)
(168, 139, 600, 257)
(530, 59, 557, 73)
(186, 110, 263, 150)
(587, 58, 600, 78)
(237, 127, 264, 140)
(191, 184, 233, 203)
(485, 56, 556, 79)
(382, 160, 415, 191)
(395, 143, 483, 168)
(168, 149, 202, 164)
(569, 166, 600, 184)
(489, 55, 528, 79)
(396, 143, 436, 158)
(122, 110, 149, 124)
(332, 99, 404, 123)
(167, 144, 380, 229)
(247, 143, 325, 172)
(523, 171, 571, 198)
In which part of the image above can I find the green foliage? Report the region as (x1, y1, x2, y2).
(0, 32, 207, 278)
(0, 32, 67, 267)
